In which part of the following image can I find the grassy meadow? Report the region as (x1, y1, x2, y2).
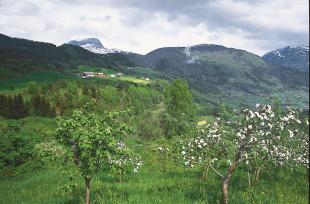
(0, 69, 309, 204)
(0, 114, 308, 204)
(0, 142, 308, 204)
(0, 71, 75, 92)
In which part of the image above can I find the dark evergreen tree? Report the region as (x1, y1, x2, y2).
(30, 94, 42, 116)
(0, 95, 9, 118)
(82, 86, 89, 95)
(91, 86, 97, 99)
(12, 94, 27, 119)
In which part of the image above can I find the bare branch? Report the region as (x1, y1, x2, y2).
(209, 165, 224, 178)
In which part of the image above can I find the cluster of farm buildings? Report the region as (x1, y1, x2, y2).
(81, 72, 150, 81)
(81, 72, 123, 79)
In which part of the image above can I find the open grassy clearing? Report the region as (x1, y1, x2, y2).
(0, 153, 308, 204)
(0, 71, 75, 92)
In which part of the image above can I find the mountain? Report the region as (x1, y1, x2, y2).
(67, 38, 123, 54)
(262, 45, 309, 72)
(0, 33, 133, 76)
(0, 33, 308, 108)
(127, 44, 309, 108)
(133, 44, 308, 91)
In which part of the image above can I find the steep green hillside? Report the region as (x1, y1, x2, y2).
(128, 44, 309, 108)
(0, 34, 133, 78)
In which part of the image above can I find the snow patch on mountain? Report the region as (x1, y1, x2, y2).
(67, 38, 124, 54)
(265, 45, 309, 58)
(262, 45, 309, 71)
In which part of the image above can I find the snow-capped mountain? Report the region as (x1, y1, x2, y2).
(67, 38, 123, 54)
(262, 45, 309, 72)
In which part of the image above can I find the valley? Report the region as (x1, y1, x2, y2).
(0, 33, 309, 204)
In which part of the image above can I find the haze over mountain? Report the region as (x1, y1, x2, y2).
(263, 45, 309, 72)
(67, 38, 124, 54)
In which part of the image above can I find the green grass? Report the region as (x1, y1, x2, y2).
(0, 71, 75, 92)
(128, 67, 163, 79)
(0, 123, 308, 204)
(196, 115, 215, 125)
(0, 162, 308, 204)
(68, 65, 117, 75)
(0, 68, 16, 79)
(119, 76, 152, 85)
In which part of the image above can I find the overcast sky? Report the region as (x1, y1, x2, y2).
(0, 0, 308, 55)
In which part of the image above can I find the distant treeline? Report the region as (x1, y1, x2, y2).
(0, 94, 55, 119)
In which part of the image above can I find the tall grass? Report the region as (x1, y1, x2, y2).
(0, 162, 308, 204)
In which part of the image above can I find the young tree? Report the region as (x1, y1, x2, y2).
(179, 104, 308, 204)
(12, 94, 28, 119)
(163, 79, 195, 138)
(27, 81, 39, 95)
(0, 120, 37, 167)
(82, 86, 89, 96)
(90, 86, 97, 99)
(0, 95, 9, 118)
(55, 108, 141, 204)
(164, 79, 194, 119)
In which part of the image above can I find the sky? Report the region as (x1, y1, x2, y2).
(0, 0, 309, 55)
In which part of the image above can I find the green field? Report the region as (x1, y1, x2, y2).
(0, 69, 155, 93)
(0, 71, 75, 92)
(119, 76, 152, 85)
(68, 65, 117, 75)
(0, 149, 308, 204)
(0, 114, 308, 204)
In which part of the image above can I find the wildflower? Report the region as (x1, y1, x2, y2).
(288, 130, 294, 138)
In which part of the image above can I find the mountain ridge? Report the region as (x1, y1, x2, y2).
(0, 33, 133, 75)
(262, 45, 309, 72)
(66, 38, 124, 54)
(0, 33, 308, 108)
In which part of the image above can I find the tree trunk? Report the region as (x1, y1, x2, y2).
(221, 149, 242, 204)
(247, 169, 251, 187)
(85, 177, 91, 204)
(255, 165, 262, 182)
(222, 176, 230, 204)
(202, 165, 209, 181)
(255, 165, 264, 185)
(221, 165, 235, 204)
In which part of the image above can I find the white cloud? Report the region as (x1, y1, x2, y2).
(0, 0, 308, 55)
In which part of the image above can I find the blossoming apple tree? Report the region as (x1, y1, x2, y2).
(179, 104, 308, 204)
(38, 108, 143, 204)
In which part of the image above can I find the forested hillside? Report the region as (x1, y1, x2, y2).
(0, 34, 133, 78)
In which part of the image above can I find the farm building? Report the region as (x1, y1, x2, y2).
(96, 73, 106, 77)
(81, 72, 95, 78)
